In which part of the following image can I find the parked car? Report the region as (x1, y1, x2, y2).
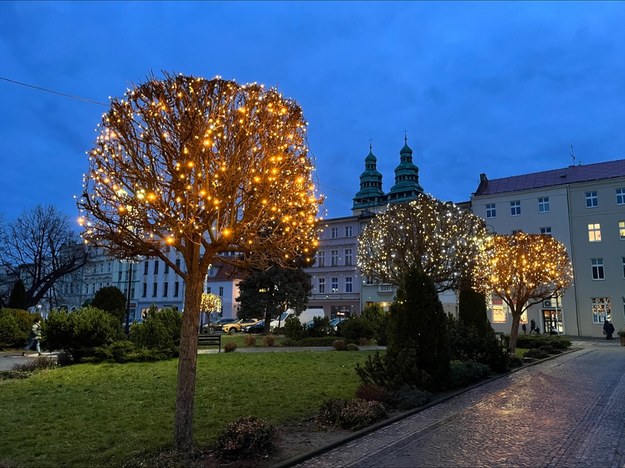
(243, 320, 265, 334)
(329, 317, 348, 331)
(269, 308, 325, 331)
(201, 318, 237, 333)
(221, 319, 259, 334)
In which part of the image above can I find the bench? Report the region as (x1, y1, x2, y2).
(198, 333, 222, 352)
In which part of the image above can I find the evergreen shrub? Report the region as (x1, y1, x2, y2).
(215, 416, 276, 461)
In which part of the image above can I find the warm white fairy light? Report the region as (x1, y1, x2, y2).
(357, 194, 490, 292)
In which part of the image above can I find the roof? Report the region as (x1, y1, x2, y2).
(474, 159, 625, 196)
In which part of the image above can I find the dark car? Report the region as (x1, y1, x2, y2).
(243, 320, 265, 334)
(201, 318, 237, 333)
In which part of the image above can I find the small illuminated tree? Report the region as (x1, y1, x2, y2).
(357, 194, 490, 292)
(78, 73, 320, 452)
(484, 232, 573, 352)
(201, 292, 221, 314)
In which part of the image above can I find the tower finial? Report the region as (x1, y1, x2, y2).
(404, 129, 408, 144)
(369, 138, 373, 152)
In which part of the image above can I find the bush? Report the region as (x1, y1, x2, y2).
(0, 309, 36, 348)
(224, 342, 237, 353)
(337, 317, 375, 342)
(215, 416, 276, 461)
(91, 286, 127, 324)
(355, 383, 390, 403)
(12, 356, 58, 373)
(446, 360, 490, 389)
(295, 336, 338, 347)
(130, 308, 182, 353)
(346, 343, 360, 351)
(333, 339, 347, 351)
(316, 398, 387, 431)
(244, 335, 257, 347)
(283, 315, 306, 341)
(280, 337, 296, 347)
(262, 335, 276, 347)
(308, 316, 333, 337)
(361, 304, 389, 345)
(90, 341, 175, 363)
(388, 385, 432, 411)
(508, 353, 523, 368)
(356, 350, 434, 392)
(515, 334, 571, 350)
(44, 307, 124, 362)
(523, 348, 550, 360)
(448, 314, 509, 373)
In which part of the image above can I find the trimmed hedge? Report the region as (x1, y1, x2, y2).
(516, 334, 571, 350)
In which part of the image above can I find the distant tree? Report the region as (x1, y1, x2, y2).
(91, 286, 127, 323)
(7, 279, 27, 310)
(237, 265, 312, 333)
(77, 73, 320, 452)
(484, 232, 573, 352)
(0, 205, 89, 309)
(357, 195, 490, 292)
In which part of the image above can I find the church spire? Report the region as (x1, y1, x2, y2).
(388, 136, 423, 203)
(352, 143, 385, 213)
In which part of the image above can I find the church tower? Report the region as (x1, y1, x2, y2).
(352, 144, 385, 214)
(387, 136, 423, 204)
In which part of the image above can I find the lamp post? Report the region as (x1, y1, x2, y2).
(125, 261, 134, 335)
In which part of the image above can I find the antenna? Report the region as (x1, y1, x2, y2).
(570, 145, 576, 166)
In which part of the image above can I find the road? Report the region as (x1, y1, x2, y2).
(297, 340, 625, 467)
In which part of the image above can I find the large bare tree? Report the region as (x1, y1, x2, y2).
(0, 205, 88, 309)
(78, 73, 320, 452)
(357, 195, 490, 292)
(484, 232, 573, 352)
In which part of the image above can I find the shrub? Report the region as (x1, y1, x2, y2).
(539, 345, 555, 354)
(90, 341, 175, 363)
(215, 416, 276, 461)
(523, 348, 550, 360)
(224, 342, 237, 353)
(12, 356, 59, 373)
(295, 336, 338, 347)
(308, 316, 333, 337)
(333, 339, 347, 351)
(91, 286, 127, 324)
(356, 350, 434, 392)
(516, 334, 571, 350)
(0, 308, 35, 348)
(130, 308, 182, 352)
(388, 385, 432, 411)
(283, 315, 306, 341)
(262, 334, 276, 347)
(244, 335, 257, 347)
(280, 337, 296, 347)
(361, 304, 389, 345)
(446, 360, 490, 389)
(448, 314, 509, 373)
(346, 343, 360, 351)
(508, 353, 523, 368)
(316, 398, 386, 431)
(44, 307, 124, 362)
(337, 317, 375, 342)
(355, 383, 390, 403)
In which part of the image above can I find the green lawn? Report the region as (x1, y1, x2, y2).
(0, 351, 373, 467)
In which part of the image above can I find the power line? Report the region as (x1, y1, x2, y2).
(0, 75, 108, 106)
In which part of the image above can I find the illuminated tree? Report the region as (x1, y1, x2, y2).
(0, 205, 88, 309)
(357, 194, 490, 292)
(200, 292, 221, 314)
(78, 73, 320, 452)
(484, 232, 573, 352)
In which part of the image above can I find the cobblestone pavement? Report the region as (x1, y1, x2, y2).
(297, 340, 625, 468)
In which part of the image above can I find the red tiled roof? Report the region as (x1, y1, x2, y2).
(474, 159, 625, 196)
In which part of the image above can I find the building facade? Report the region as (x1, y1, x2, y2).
(471, 159, 625, 338)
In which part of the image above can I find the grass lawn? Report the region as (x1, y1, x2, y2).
(0, 351, 374, 467)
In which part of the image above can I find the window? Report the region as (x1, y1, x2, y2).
(317, 251, 325, 267)
(619, 221, 625, 240)
(486, 203, 496, 218)
(163, 282, 168, 297)
(174, 281, 180, 297)
(144, 261, 149, 275)
(142, 283, 147, 298)
(331, 227, 338, 239)
(118, 271, 123, 282)
(331, 277, 339, 293)
(591, 297, 611, 324)
(152, 282, 158, 297)
(491, 298, 506, 323)
(330, 250, 338, 266)
(538, 197, 550, 213)
(622, 257, 625, 279)
(219, 286, 224, 297)
(540, 227, 552, 235)
(164, 262, 169, 274)
(591, 258, 604, 280)
(586, 191, 598, 208)
(617, 188, 625, 205)
(345, 277, 353, 293)
(510, 201, 521, 216)
(175, 258, 181, 270)
(344, 248, 353, 266)
(345, 225, 353, 237)
(588, 223, 602, 242)
(318, 278, 325, 294)
(154, 260, 159, 274)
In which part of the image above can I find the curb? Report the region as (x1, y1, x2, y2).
(274, 345, 583, 468)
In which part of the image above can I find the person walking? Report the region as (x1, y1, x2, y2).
(23, 317, 42, 356)
(603, 320, 615, 340)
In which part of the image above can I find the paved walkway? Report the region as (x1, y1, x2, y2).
(296, 340, 625, 468)
(0, 351, 58, 371)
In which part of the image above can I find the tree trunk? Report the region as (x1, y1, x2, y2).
(508, 309, 522, 353)
(173, 268, 203, 453)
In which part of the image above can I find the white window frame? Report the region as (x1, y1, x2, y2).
(330, 250, 338, 266)
(540, 226, 552, 235)
(344, 248, 353, 266)
(510, 201, 521, 216)
(345, 277, 353, 293)
(591, 258, 604, 280)
(318, 278, 325, 294)
(345, 225, 353, 237)
(486, 203, 496, 218)
(586, 191, 598, 208)
(538, 197, 550, 213)
(331, 227, 339, 239)
(331, 277, 339, 293)
(588, 223, 602, 242)
(591, 297, 611, 324)
(619, 221, 625, 240)
(616, 188, 625, 205)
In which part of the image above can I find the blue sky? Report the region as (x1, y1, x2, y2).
(1, 1, 624, 224)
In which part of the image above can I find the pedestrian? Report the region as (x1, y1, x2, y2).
(23, 317, 42, 356)
(530, 319, 536, 334)
(522, 323, 527, 335)
(603, 320, 615, 340)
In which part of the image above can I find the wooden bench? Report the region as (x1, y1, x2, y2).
(198, 333, 222, 352)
